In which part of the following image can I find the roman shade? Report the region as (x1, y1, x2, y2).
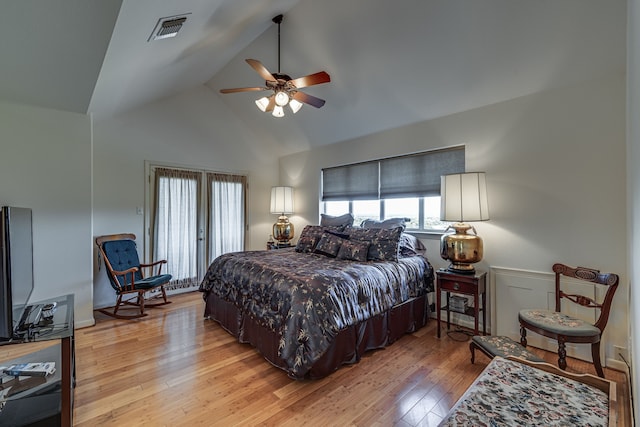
(322, 146, 465, 201)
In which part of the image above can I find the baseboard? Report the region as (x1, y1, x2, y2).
(75, 318, 95, 329)
(606, 357, 629, 373)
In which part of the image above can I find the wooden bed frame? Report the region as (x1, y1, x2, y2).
(204, 292, 428, 379)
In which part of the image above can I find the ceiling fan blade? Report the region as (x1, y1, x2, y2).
(220, 87, 267, 94)
(264, 95, 276, 112)
(292, 91, 326, 108)
(290, 71, 331, 89)
(246, 59, 276, 82)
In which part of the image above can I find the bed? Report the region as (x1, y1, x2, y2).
(199, 224, 433, 379)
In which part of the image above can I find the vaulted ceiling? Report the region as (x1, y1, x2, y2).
(0, 0, 626, 150)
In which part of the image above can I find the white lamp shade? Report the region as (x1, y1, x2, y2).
(272, 105, 285, 117)
(289, 99, 303, 114)
(440, 172, 489, 222)
(255, 96, 270, 112)
(270, 186, 294, 214)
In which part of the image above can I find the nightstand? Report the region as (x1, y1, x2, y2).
(267, 242, 292, 250)
(436, 269, 487, 338)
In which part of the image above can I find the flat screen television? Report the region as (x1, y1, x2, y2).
(0, 207, 34, 341)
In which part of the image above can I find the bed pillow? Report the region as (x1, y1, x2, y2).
(336, 239, 370, 262)
(320, 213, 354, 230)
(399, 233, 426, 257)
(314, 232, 345, 258)
(347, 226, 403, 262)
(296, 225, 348, 253)
(360, 217, 408, 231)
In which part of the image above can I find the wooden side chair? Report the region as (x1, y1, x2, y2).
(519, 263, 619, 378)
(96, 233, 172, 319)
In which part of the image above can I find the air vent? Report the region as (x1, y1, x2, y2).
(148, 14, 191, 41)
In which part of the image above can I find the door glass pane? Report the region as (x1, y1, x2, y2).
(154, 170, 199, 290)
(209, 174, 245, 263)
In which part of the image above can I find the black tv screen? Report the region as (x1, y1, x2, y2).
(0, 207, 34, 340)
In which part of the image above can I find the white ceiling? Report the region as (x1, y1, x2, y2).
(0, 0, 626, 150)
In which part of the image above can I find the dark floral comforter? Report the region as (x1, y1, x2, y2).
(199, 248, 433, 376)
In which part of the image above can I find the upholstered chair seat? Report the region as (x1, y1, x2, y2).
(518, 309, 601, 336)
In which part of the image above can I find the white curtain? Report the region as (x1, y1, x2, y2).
(153, 168, 200, 291)
(208, 173, 246, 263)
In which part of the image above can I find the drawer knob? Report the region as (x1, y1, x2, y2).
(453, 283, 460, 290)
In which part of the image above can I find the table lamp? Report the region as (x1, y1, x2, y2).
(270, 186, 294, 243)
(440, 172, 489, 273)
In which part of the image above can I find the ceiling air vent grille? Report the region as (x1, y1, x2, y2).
(148, 14, 191, 41)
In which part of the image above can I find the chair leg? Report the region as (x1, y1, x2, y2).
(114, 295, 123, 316)
(520, 325, 528, 347)
(469, 341, 476, 364)
(557, 338, 567, 370)
(139, 291, 145, 316)
(591, 341, 605, 378)
(160, 285, 168, 303)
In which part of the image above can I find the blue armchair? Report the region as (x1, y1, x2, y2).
(95, 233, 172, 319)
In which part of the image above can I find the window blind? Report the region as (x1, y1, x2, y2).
(322, 161, 379, 201)
(379, 147, 465, 198)
(322, 146, 465, 201)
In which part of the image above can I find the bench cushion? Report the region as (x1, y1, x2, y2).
(472, 335, 544, 362)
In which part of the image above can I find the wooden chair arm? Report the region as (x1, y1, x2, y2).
(139, 260, 167, 268)
(112, 267, 139, 291)
(139, 260, 167, 276)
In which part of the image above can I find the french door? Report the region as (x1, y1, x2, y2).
(148, 165, 246, 293)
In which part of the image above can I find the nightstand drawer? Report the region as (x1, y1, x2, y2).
(439, 279, 476, 294)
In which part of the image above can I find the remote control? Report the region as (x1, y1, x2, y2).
(41, 302, 57, 320)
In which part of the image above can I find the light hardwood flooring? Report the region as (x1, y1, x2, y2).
(67, 292, 630, 426)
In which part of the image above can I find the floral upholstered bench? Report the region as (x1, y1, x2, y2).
(469, 335, 544, 364)
(440, 356, 617, 426)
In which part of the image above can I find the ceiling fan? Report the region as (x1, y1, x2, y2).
(219, 14, 331, 117)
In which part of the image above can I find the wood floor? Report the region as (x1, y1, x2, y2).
(68, 292, 630, 426)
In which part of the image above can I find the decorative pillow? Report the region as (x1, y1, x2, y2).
(313, 232, 346, 258)
(336, 239, 370, 262)
(320, 213, 354, 230)
(296, 225, 347, 253)
(360, 217, 408, 231)
(347, 226, 403, 262)
(399, 233, 426, 257)
(295, 235, 319, 253)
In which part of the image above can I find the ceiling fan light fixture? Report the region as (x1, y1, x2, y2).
(274, 91, 289, 107)
(289, 99, 303, 114)
(219, 14, 330, 117)
(255, 96, 270, 112)
(272, 106, 285, 118)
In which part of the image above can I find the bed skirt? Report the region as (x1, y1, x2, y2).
(204, 292, 429, 379)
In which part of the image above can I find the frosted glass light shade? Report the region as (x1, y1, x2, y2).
(272, 105, 285, 117)
(274, 91, 289, 106)
(255, 97, 270, 112)
(289, 99, 303, 113)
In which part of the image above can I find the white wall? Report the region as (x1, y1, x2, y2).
(628, 0, 640, 421)
(280, 72, 628, 366)
(92, 86, 283, 308)
(0, 102, 94, 328)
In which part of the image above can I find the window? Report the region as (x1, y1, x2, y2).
(322, 147, 464, 232)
